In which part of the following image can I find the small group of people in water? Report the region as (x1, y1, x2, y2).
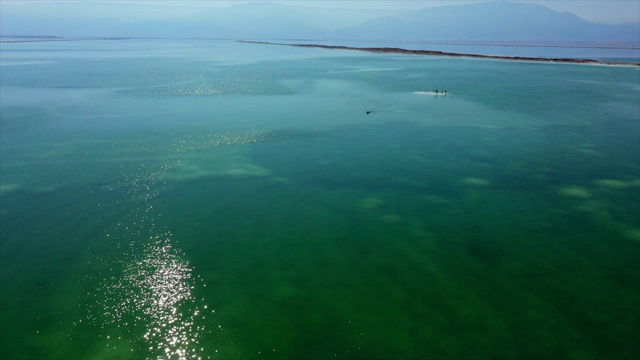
(366, 88, 448, 114)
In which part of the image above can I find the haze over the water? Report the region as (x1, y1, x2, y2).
(2, 1, 639, 24)
(1, 0, 639, 40)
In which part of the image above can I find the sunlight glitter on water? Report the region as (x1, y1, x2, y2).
(87, 160, 212, 360)
(132, 244, 201, 359)
(1, 39, 638, 360)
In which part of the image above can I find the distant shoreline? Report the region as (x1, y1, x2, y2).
(239, 40, 640, 67)
(2, 37, 638, 67)
(0, 37, 127, 43)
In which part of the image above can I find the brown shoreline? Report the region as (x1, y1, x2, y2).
(239, 40, 640, 67)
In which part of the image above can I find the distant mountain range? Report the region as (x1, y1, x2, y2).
(335, 2, 640, 42)
(2, 2, 639, 43)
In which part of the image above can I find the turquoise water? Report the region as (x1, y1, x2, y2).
(1, 39, 639, 360)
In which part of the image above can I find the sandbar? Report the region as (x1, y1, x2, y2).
(239, 40, 640, 67)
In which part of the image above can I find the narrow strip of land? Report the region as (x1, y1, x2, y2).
(239, 40, 640, 66)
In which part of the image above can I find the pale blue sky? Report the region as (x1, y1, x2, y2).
(2, 0, 639, 24)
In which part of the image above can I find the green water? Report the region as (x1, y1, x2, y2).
(1, 40, 639, 359)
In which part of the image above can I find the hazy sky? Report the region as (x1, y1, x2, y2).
(242, 1, 640, 23)
(2, 0, 639, 24)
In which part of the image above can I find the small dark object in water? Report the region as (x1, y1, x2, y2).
(444, 90, 447, 96)
(366, 110, 373, 115)
(434, 89, 439, 95)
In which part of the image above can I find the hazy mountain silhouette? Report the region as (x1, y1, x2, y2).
(142, 3, 327, 39)
(333, 2, 640, 42)
(1, 2, 638, 42)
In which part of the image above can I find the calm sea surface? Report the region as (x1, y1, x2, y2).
(1, 39, 639, 360)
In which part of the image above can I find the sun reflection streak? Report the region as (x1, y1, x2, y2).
(88, 161, 211, 360)
(87, 131, 285, 358)
(127, 242, 203, 360)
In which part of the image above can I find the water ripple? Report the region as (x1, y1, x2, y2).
(87, 161, 212, 360)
